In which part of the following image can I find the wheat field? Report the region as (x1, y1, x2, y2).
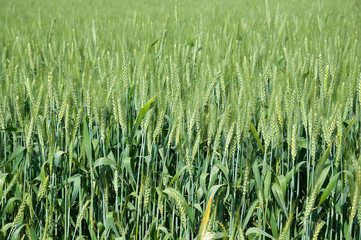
(0, 0, 361, 239)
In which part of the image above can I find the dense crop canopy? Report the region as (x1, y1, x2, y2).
(0, 0, 361, 239)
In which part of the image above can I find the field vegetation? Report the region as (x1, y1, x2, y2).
(1, 0, 361, 239)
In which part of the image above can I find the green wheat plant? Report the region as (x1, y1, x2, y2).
(0, 0, 361, 239)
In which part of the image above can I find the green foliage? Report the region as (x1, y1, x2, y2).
(0, 0, 361, 239)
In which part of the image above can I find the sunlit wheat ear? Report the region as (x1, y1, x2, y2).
(72, 110, 81, 141)
(304, 184, 318, 222)
(100, 110, 105, 142)
(291, 124, 297, 162)
(58, 95, 67, 123)
(75, 200, 90, 231)
(279, 203, 295, 240)
(0, 99, 5, 130)
(312, 221, 326, 240)
(351, 160, 361, 223)
(26, 117, 34, 152)
(12, 194, 28, 228)
(224, 122, 235, 155)
(1, 172, 18, 202)
(188, 110, 196, 143)
(176, 195, 187, 229)
(144, 174, 150, 208)
(153, 111, 164, 143)
(242, 161, 250, 198)
(48, 72, 54, 109)
(175, 116, 182, 147)
(38, 175, 49, 201)
(25, 224, 33, 240)
(15, 96, 23, 127)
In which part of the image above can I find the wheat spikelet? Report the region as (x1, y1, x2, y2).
(44, 96, 49, 121)
(113, 170, 118, 196)
(191, 132, 200, 161)
(225, 122, 235, 155)
(175, 116, 182, 147)
(122, 61, 128, 96)
(72, 109, 82, 141)
(100, 110, 106, 142)
(117, 99, 127, 135)
(81, 140, 86, 166)
(279, 204, 295, 240)
(229, 138, 237, 157)
(207, 111, 216, 146)
(321, 118, 331, 146)
(235, 63, 244, 105)
(304, 184, 318, 221)
(270, 113, 278, 144)
(48, 72, 54, 109)
(25, 224, 33, 240)
(312, 221, 325, 240)
(276, 95, 283, 128)
(167, 122, 177, 148)
(157, 189, 164, 217)
(291, 124, 297, 162)
(236, 113, 242, 145)
(0, 98, 5, 130)
(15, 96, 23, 127)
(34, 86, 43, 119)
(147, 127, 153, 158)
(75, 200, 90, 231)
(176, 195, 187, 229)
(188, 110, 196, 143)
(26, 117, 34, 152)
(86, 90, 91, 124)
(69, 140, 73, 172)
(58, 95, 67, 123)
(323, 65, 329, 97)
(237, 224, 246, 240)
(153, 111, 164, 143)
(138, 175, 144, 210)
(335, 112, 342, 168)
(38, 176, 49, 201)
(64, 103, 70, 140)
(143, 107, 153, 131)
(1, 172, 18, 202)
(12, 194, 28, 228)
(242, 56, 249, 80)
(144, 174, 150, 207)
(104, 183, 109, 213)
(311, 131, 317, 164)
(242, 162, 250, 198)
(259, 107, 266, 137)
(351, 160, 361, 223)
(112, 96, 119, 124)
